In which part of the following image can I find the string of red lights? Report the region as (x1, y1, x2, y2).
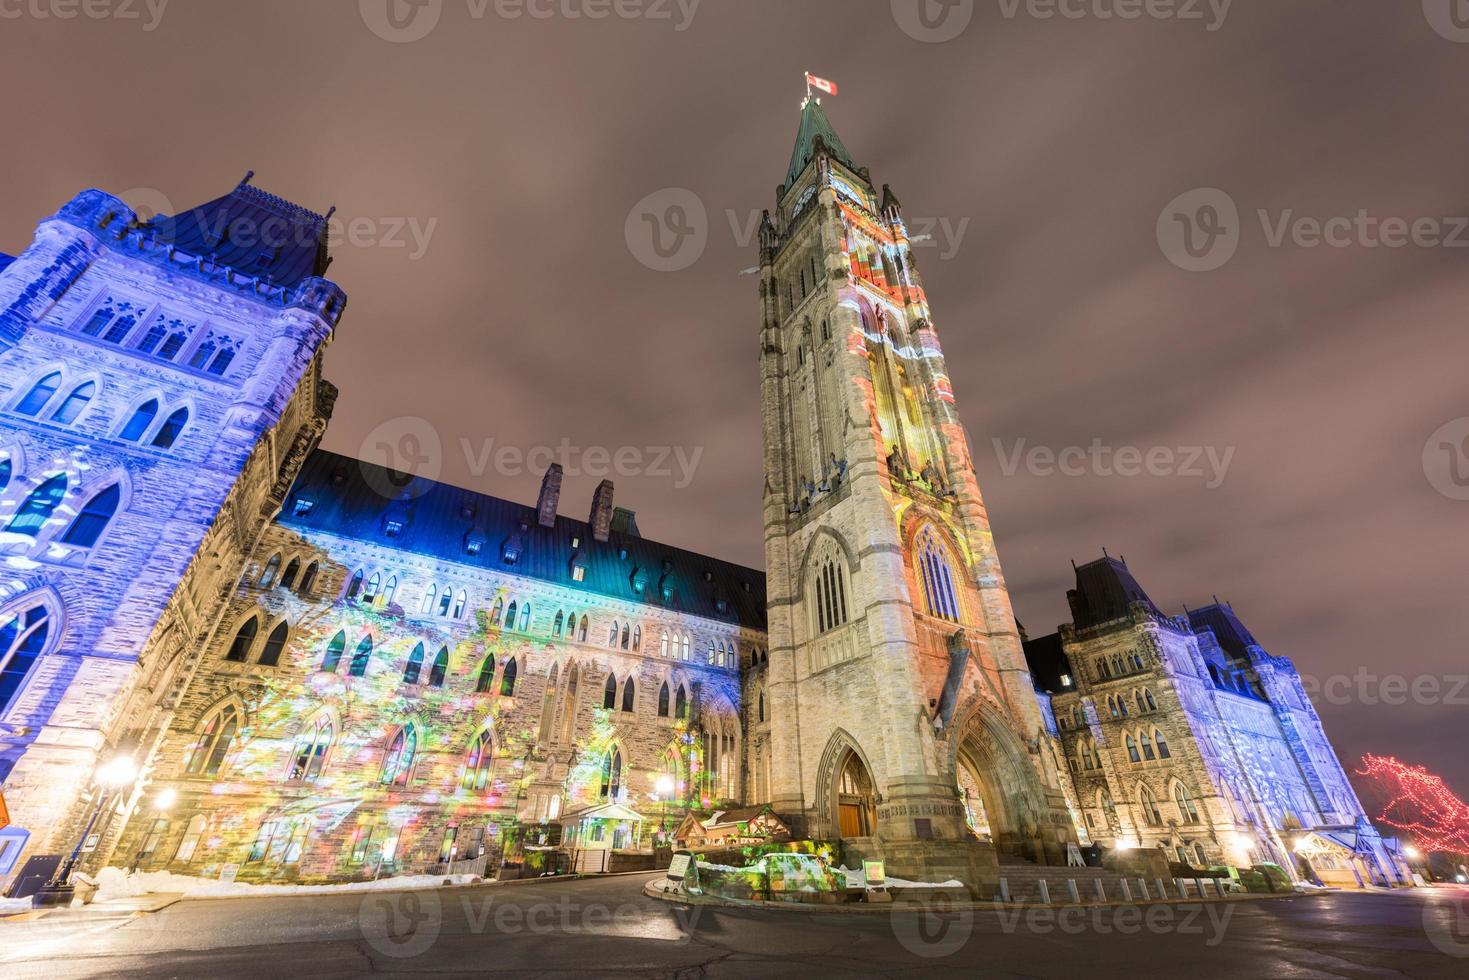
(1357, 755, 1469, 854)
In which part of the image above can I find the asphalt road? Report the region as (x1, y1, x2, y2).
(1, 872, 1465, 978)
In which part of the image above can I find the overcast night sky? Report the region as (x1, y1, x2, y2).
(2, 1, 1466, 798)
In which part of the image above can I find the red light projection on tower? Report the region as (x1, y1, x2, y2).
(1356, 754, 1469, 853)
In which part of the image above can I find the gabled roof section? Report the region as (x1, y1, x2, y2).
(280, 449, 767, 631)
(786, 98, 857, 188)
(140, 172, 331, 288)
(1187, 603, 1259, 664)
(1066, 556, 1162, 630)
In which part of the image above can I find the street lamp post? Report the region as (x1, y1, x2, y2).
(656, 774, 675, 847)
(34, 754, 139, 908)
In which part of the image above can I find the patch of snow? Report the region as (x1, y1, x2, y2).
(89, 867, 482, 903)
(0, 897, 33, 914)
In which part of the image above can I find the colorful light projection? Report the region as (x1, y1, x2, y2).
(1357, 755, 1469, 854)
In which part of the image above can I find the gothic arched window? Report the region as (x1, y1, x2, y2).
(119, 399, 158, 442)
(499, 658, 517, 696)
(603, 673, 618, 709)
(675, 686, 688, 720)
(348, 635, 373, 677)
(454, 590, 469, 619)
(1140, 785, 1163, 826)
(608, 621, 619, 647)
(299, 562, 319, 595)
(61, 483, 119, 547)
(553, 611, 564, 636)
(225, 617, 258, 662)
(49, 381, 96, 425)
(658, 681, 670, 717)
(0, 600, 53, 714)
(186, 705, 239, 776)
(463, 730, 493, 791)
(916, 526, 960, 622)
(345, 570, 364, 600)
(621, 677, 635, 713)
(6, 473, 67, 537)
(151, 407, 189, 449)
(490, 597, 504, 625)
(1174, 783, 1200, 824)
(404, 642, 426, 685)
(476, 654, 496, 693)
(1126, 734, 1141, 764)
(422, 583, 439, 615)
(632, 626, 641, 651)
(428, 646, 449, 687)
(660, 632, 669, 657)
(1154, 729, 1171, 759)
(289, 717, 333, 782)
(578, 615, 589, 642)
(811, 548, 850, 635)
(321, 630, 346, 672)
(599, 746, 622, 799)
(381, 725, 417, 787)
(14, 372, 61, 416)
(279, 558, 300, 590)
(363, 572, 382, 604)
(258, 621, 289, 667)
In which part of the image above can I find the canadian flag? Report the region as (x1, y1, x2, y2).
(805, 73, 838, 97)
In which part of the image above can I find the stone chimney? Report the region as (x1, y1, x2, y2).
(536, 464, 563, 528)
(589, 479, 615, 542)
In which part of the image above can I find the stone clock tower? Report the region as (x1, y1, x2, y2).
(757, 96, 1077, 889)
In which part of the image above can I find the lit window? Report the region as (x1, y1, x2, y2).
(186, 706, 239, 776)
(14, 372, 61, 416)
(61, 484, 120, 547)
(48, 382, 96, 425)
(572, 565, 586, 582)
(151, 407, 189, 449)
(0, 602, 53, 715)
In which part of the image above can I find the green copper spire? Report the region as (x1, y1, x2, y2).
(786, 97, 857, 188)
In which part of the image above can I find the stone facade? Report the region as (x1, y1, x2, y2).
(0, 179, 343, 878)
(757, 98, 1075, 890)
(104, 453, 760, 881)
(0, 102, 1388, 893)
(1027, 556, 1407, 886)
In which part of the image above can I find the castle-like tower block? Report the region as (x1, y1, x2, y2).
(0, 177, 344, 875)
(757, 99, 1077, 892)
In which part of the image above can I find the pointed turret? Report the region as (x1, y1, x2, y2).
(786, 97, 857, 188)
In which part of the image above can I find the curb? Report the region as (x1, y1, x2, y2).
(642, 877, 1331, 915)
(0, 868, 668, 917)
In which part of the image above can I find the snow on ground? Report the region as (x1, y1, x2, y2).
(90, 867, 482, 903)
(837, 867, 962, 889)
(0, 897, 34, 914)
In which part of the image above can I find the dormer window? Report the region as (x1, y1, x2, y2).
(618, 547, 628, 561)
(503, 542, 520, 564)
(292, 498, 315, 517)
(716, 598, 729, 615)
(630, 568, 647, 594)
(465, 538, 483, 556)
(1060, 673, 1073, 688)
(572, 566, 586, 582)
(383, 520, 404, 538)
(571, 536, 580, 549)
